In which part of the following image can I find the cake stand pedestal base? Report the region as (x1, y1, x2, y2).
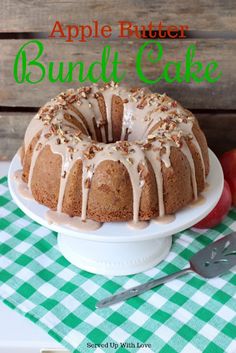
(58, 233, 172, 276)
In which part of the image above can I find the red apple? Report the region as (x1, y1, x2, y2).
(220, 149, 236, 205)
(228, 177, 236, 206)
(220, 149, 236, 181)
(194, 180, 232, 229)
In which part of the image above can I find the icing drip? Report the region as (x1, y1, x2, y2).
(14, 170, 34, 200)
(81, 161, 94, 221)
(161, 143, 172, 168)
(51, 137, 90, 214)
(146, 142, 165, 217)
(181, 139, 198, 200)
(14, 169, 23, 183)
(57, 155, 73, 212)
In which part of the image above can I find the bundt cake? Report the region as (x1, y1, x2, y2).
(20, 82, 209, 224)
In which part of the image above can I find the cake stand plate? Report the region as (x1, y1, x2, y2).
(8, 150, 224, 276)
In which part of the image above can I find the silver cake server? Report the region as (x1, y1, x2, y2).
(97, 232, 236, 308)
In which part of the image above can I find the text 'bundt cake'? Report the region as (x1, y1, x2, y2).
(20, 82, 209, 223)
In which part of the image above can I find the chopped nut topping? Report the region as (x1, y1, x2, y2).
(83, 144, 103, 159)
(158, 93, 167, 102)
(107, 81, 119, 88)
(130, 87, 138, 93)
(137, 96, 147, 109)
(171, 134, 183, 147)
(160, 105, 169, 112)
(74, 135, 82, 142)
(138, 163, 149, 179)
(50, 123, 58, 134)
(187, 115, 195, 122)
(67, 146, 74, 154)
(85, 178, 91, 189)
(142, 142, 152, 150)
(38, 103, 62, 124)
(67, 94, 77, 104)
(93, 92, 99, 99)
(115, 141, 130, 154)
(36, 143, 42, 151)
(147, 134, 157, 142)
(126, 157, 134, 165)
(61, 136, 69, 144)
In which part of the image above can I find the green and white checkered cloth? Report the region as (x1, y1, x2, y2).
(0, 176, 235, 353)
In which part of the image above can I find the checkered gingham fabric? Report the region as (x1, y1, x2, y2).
(0, 176, 236, 353)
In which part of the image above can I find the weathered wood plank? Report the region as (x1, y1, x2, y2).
(0, 112, 32, 160)
(1, 39, 235, 109)
(1, 0, 236, 32)
(0, 111, 235, 160)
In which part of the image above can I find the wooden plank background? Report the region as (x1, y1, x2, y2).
(1, 0, 236, 32)
(0, 0, 235, 160)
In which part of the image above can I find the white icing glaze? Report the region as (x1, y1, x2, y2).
(18, 184, 34, 200)
(189, 194, 205, 207)
(46, 210, 101, 231)
(14, 170, 34, 200)
(127, 220, 149, 229)
(153, 214, 176, 224)
(14, 169, 23, 183)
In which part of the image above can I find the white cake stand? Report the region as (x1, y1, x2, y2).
(8, 150, 224, 276)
